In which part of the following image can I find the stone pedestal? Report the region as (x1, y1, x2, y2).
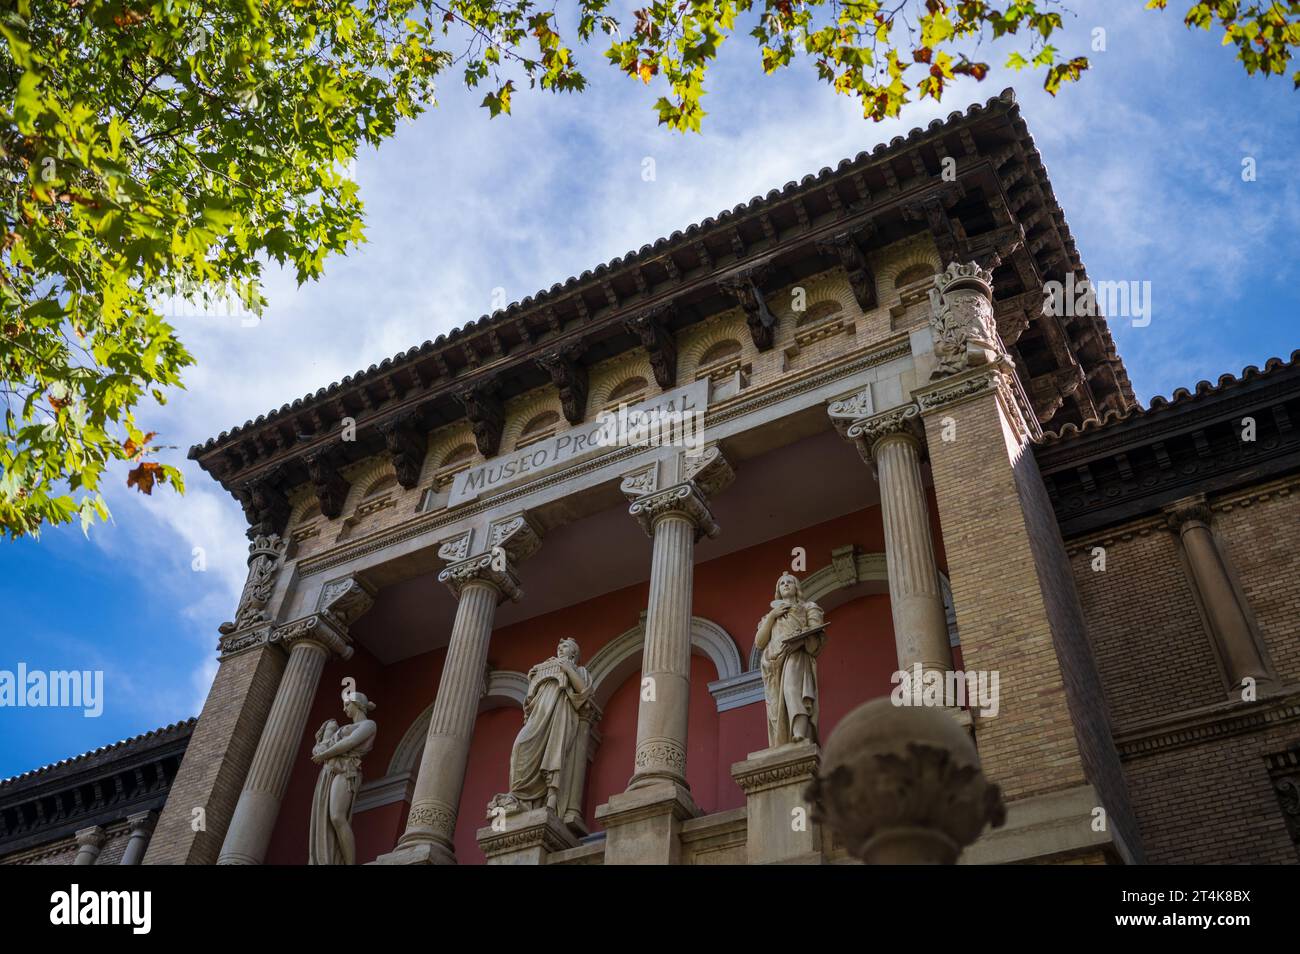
(732, 742, 823, 864)
(595, 780, 699, 865)
(476, 807, 580, 865)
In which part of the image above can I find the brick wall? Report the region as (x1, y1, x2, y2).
(145, 645, 286, 864)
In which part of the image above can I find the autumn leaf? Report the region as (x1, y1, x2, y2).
(127, 461, 165, 495)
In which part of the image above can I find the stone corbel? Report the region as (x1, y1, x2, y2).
(535, 345, 590, 424)
(902, 185, 967, 263)
(486, 511, 544, 564)
(317, 575, 377, 630)
(305, 448, 350, 519)
(270, 613, 354, 660)
(618, 462, 660, 500)
(815, 229, 877, 313)
(679, 445, 735, 499)
(831, 543, 861, 588)
(456, 383, 505, 458)
(234, 469, 291, 538)
(623, 304, 678, 390)
(718, 266, 777, 352)
(379, 413, 426, 489)
(437, 528, 474, 563)
(826, 387, 875, 437)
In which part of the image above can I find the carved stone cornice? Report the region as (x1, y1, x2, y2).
(437, 552, 523, 602)
(628, 482, 719, 540)
(217, 622, 274, 659)
(270, 613, 354, 659)
(456, 383, 505, 458)
(304, 448, 350, 518)
(732, 747, 820, 796)
(624, 304, 678, 390)
(535, 345, 589, 424)
(478, 809, 579, 859)
(1113, 686, 1300, 761)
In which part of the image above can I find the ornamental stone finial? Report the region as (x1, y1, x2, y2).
(805, 698, 1005, 864)
(927, 261, 1001, 379)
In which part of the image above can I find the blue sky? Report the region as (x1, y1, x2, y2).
(2, 1, 1298, 779)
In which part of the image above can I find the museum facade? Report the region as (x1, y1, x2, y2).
(4, 88, 1298, 866)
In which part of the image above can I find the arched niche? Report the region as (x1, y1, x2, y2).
(584, 616, 744, 711)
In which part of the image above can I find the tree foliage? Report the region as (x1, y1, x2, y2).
(2, 0, 1296, 538)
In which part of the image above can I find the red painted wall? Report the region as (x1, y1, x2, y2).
(265, 493, 951, 864)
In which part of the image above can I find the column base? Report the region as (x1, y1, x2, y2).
(476, 807, 580, 865)
(595, 780, 699, 865)
(370, 839, 456, 866)
(731, 741, 825, 864)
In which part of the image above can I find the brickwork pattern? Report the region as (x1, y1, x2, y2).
(144, 645, 286, 864)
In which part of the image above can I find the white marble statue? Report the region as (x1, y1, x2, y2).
(308, 687, 377, 865)
(488, 638, 593, 819)
(756, 572, 827, 747)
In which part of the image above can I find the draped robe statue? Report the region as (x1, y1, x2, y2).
(756, 573, 827, 747)
(488, 638, 593, 820)
(308, 688, 377, 865)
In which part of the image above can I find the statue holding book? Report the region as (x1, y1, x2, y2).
(756, 572, 828, 747)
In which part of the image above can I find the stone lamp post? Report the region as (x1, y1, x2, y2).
(805, 698, 1005, 864)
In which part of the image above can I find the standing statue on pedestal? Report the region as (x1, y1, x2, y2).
(308, 685, 377, 865)
(488, 638, 593, 819)
(756, 572, 827, 747)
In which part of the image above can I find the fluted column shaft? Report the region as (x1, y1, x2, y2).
(1169, 501, 1271, 691)
(119, 811, 156, 865)
(871, 425, 953, 678)
(630, 511, 697, 789)
(218, 636, 331, 864)
(396, 578, 500, 861)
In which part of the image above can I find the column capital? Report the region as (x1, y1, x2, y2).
(126, 810, 158, 833)
(438, 552, 522, 602)
(846, 403, 925, 458)
(75, 826, 106, 851)
(270, 613, 353, 660)
(913, 359, 1040, 444)
(628, 482, 719, 540)
(1164, 494, 1213, 532)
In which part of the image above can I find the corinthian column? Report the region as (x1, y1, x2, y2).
(596, 450, 731, 864)
(625, 483, 719, 789)
(217, 614, 354, 864)
(848, 404, 953, 681)
(1165, 496, 1274, 696)
(384, 553, 521, 865)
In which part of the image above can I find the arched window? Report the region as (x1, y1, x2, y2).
(894, 264, 935, 290)
(605, 376, 648, 410)
(440, 443, 476, 470)
(697, 339, 742, 369)
(363, 474, 397, 500)
(516, 410, 560, 448)
(795, 300, 842, 327)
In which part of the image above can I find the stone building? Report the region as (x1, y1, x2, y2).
(0, 720, 193, 865)
(7, 89, 1297, 865)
